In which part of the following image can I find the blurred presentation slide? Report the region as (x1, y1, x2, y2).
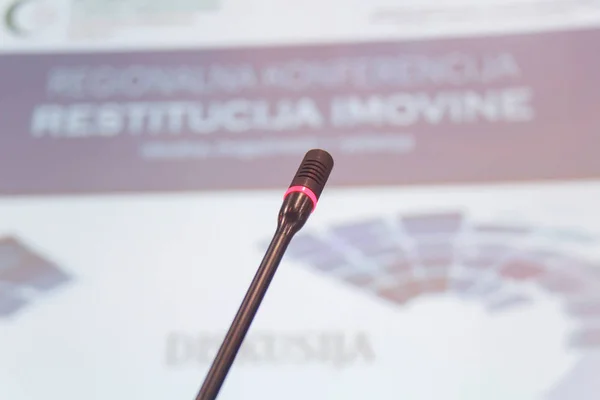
(0, 1, 599, 399)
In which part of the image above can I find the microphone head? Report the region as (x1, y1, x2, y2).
(288, 149, 334, 201)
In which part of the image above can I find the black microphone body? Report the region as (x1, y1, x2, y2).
(195, 149, 334, 400)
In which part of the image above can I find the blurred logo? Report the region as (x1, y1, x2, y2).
(2, 0, 220, 40)
(0, 236, 71, 318)
(3, 0, 61, 37)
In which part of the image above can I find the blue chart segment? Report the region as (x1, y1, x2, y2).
(284, 211, 600, 399)
(0, 236, 71, 318)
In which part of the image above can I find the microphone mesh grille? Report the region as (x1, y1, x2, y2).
(297, 160, 328, 186)
(289, 149, 334, 199)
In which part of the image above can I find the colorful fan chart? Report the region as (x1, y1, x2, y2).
(284, 211, 600, 399)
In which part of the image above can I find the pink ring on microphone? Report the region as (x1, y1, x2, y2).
(284, 186, 318, 212)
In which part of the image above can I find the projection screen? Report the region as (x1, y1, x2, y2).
(1, 1, 600, 399)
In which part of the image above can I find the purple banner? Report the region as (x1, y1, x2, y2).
(1, 28, 599, 195)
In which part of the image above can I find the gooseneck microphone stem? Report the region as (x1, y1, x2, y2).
(194, 150, 334, 400)
(195, 224, 294, 400)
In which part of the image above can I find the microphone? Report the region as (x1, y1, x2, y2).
(194, 149, 334, 400)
